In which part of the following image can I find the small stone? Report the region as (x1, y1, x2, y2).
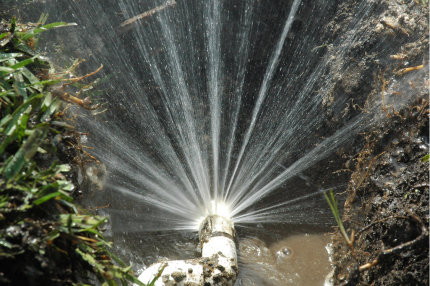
(171, 271, 187, 282)
(216, 265, 225, 272)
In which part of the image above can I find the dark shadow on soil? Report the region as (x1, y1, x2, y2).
(323, 1, 429, 285)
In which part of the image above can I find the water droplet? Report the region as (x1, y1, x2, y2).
(240, 277, 254, 286)
(80, 135, 88, 143)
(282, 247, 292, 255)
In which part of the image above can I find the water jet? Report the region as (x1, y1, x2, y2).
(138, 215, 238, 286)
(5, 0, 427, 284)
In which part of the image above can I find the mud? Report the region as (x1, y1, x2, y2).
(332, 99, 429, 286)
(320, 1, 429, 285)
(238, 234, 333, 285)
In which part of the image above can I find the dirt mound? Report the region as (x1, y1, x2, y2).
(332, 100, 429, 285)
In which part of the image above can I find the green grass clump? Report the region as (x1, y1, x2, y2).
(324, 190, 352, 245)
(0, 15, 153, 286)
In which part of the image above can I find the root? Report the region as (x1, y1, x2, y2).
(359, 210, 428, 271)
(51, 63, 103, 110)
(340, 210, 429, 284)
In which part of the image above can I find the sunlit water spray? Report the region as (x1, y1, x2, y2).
(12, 0, 424, 225)
(10, 0, 427, 283)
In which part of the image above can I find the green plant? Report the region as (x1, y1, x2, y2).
(0, 15, 158, 286)
(324, 189, 353, 245)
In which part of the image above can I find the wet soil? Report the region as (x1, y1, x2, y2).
(322, 1, 429, 285)
(332, 102, 429, 286)
(0, 127, 96, 286)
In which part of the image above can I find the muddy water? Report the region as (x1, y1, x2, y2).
(82, 165, 335, 285)
(238, 234, 333, 286)
(105, 223, 334, 286)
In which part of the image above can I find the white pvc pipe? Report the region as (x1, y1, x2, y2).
(138, 215, 238, 286)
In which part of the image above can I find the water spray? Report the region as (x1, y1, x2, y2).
(138, 215, 238, 286)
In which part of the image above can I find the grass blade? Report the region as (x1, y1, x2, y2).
(124, 273, 147, 286)
(21, 22, 78, 40)
(324, 190, 351, 244)
(2, 126, 49, 179)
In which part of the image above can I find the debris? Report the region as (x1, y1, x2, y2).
(120, 0, 176, 27)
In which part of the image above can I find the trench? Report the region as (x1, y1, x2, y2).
(3, 0, 428, 285)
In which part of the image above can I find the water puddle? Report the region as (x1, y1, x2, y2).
(110, 225, 334, 286)
(238, 233, 332, 286)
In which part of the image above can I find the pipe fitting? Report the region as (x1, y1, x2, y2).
(199, 215, 235, 242)
(138, 215, 238, 286)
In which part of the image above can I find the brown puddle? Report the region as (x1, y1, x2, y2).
(238, 234, 333, 286)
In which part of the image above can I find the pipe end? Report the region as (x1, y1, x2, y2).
(199, 215, 235, 242)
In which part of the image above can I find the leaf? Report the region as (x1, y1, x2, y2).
(27, 80, 61, 89)
(21, 67, 43, 92)
(0, 90, 14, 99)
(57, 180, 75, 191)
(59, 214, 103, 226)
(0, 32, 10, 41)
(20, 22, 78, 40)
(148, 265, 165, 286)
(0, 52, 24, 62)
(67, 214, 73, 234)
(0, 16, 139, 286)
(120, 277, 128, 286)
(421, 154, 429, 162)
(36, 13, 49, 27)
(76, 248, 110, 280)
(0, 133, 18, 155)
(85, 90, 105, 97)
(0, 114, 12, 127)
(324, 190, 351, 244)
(58, 199, 79, 214)
(40, 97, 61, 122)
(13, 72, 27, 99)
(103, 249, 128, 267)
(33, 192, 61, 205)
(50, 121, 76, 129)
(3, 93, 43, 135)
(17, 113, 29, 141)
(0, 239, 12, 249)
(10, 17, 16, 33)
(36, 160, 59, 177)
(57, 164, 71, 173)
(12, 40, 37, 56)
(41, 91, 52, 108)
(10, 55, 38, 70)
(2, 126, 49, 180)
(78, 217, 108, 233)
(0, 32, 13, 47)
(0, 66, 15, 73)
(94, 239, 112, 248)
(33, 190, 73, 205)
(84, 229, 105, 237)
(1, 78, 12, 91)
(92, 73, 115, 87)
(0, 193, 10, 207)
(124, 273, 147, 286)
